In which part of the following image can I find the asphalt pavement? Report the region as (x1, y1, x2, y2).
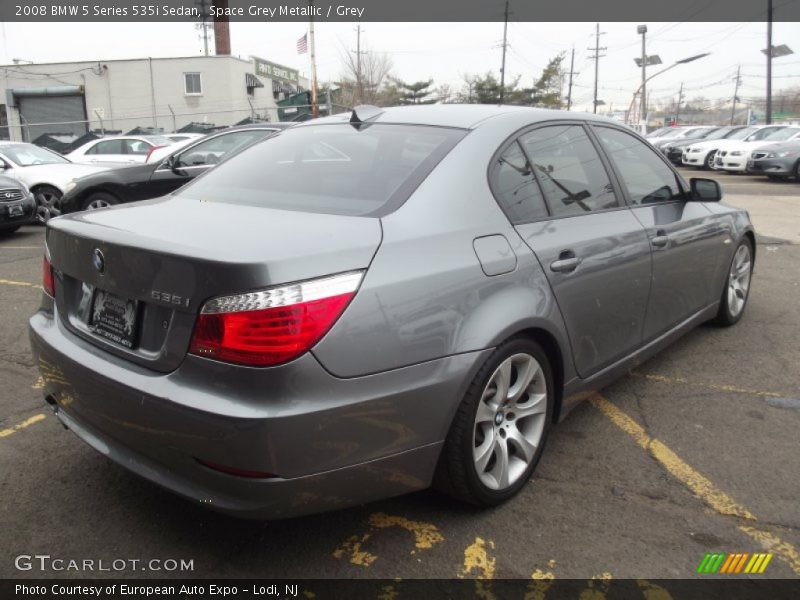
(1, 173, 799, 586)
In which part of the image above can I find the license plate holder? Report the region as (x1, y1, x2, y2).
(90, 289, 140, 349)
(7, 202, 23, 217)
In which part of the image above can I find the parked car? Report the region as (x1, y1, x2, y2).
(0, 141, 110, 223)
(715, 126, 800, 172)
(0, 174, 36, 234)
(747, 140, 800, 179)
(682, 125, 786, 170)
(651, 126, 718, 152)
(65, 135, 174, 165)
(165, 133, 206, 144)
(659, 126, 746, 165)
(31, 105, 754, 519)
(61, 124, 290, 212)
(644, 126, 695, 146)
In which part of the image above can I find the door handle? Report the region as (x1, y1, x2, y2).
(651, 230, 669, 248)
(550, 251, 582, 273)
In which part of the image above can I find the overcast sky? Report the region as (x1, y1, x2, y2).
(1, 20, 798, 113)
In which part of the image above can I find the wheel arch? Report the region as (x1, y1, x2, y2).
(510, 327, 566, 423)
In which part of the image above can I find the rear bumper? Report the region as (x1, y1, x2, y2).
(29, 309, 487, 519)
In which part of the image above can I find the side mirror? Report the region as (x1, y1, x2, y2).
(690, 177, 722, 202)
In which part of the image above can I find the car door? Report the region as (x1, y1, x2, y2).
(591, 125, 725, 341)
(148, 128, 277, 196)
(500, 123, 652, 378)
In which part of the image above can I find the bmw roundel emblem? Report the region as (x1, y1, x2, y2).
(92, 249, 105, 274)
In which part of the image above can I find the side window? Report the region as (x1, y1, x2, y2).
(594, 126, 684, 205)
(124, 139, 152, 155)
(88, 139, 125, 155)
(519, 125, 618, 217)
(489, 141, 549, 224)
(176, 130, 270, 167)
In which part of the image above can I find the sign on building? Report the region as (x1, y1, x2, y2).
(251, 56, 299, 85)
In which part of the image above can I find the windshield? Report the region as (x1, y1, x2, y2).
(727, 127, 757, 140)
(747, 127, 785, 141)
(763, 128, 800, 141)
(656, 129, 684, 139)
(646, 127, 669, 138)
(0, 144, 70, 166)
(178, 123, 467, 217)
(703, 127, 737, 140)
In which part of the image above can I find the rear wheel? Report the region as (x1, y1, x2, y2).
(82, 192, 120, 211)
(713, 238, 753, 326)
(33, 185, 63, 224)
(436, 337, 553, 506)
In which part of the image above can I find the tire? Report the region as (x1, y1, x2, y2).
(435, 337, 554, 507)
(712, 238, 754, 326)
(703, 151, 716, 170)
(82, 191, 120, 211)
(33, 185, 63, 224)
(794, 160, 800, 181)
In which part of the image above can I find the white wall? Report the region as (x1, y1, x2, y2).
(1, 55, 280, 140)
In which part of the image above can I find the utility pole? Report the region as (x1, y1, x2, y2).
(354, 23, 364, 105)
(766, 0, 773, 123)
(638, 24, 648, 129)
(194, 0, 211, 56)
(730, 65, 741, 125)
(566, 46, 577, 111)
(588, 24, 606, 114)
(309, 3, 319, 118)
(499, 0, 509, 104)
(675, 82, 684, 125)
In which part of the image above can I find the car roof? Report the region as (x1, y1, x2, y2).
(299, 104, 625, 131)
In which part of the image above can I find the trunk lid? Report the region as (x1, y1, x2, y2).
(46, 195, 382, 372)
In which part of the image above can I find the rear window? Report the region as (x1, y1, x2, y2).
(177, 123, 466, 216)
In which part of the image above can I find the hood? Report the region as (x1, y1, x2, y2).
(74, 162, 156, 188)
(13, 163, 111, 191)
(753, 141, 800, 154)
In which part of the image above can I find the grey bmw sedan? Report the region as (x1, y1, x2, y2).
(30, 105, 755, 518)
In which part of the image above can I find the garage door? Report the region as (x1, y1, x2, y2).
(18, 94, 87, 142)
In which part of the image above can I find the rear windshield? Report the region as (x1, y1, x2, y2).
(177, 123, 467, 216)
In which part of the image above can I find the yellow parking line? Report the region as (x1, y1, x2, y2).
(0, 278, 39, 288)
(0, 413, 46, 438)
(590, 394, 800, 575)
(633, 372, 783, 399)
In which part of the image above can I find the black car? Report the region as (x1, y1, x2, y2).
(0, 174, 36, 234)
(61, 123, 290, 213)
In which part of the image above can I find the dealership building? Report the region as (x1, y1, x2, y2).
(0, 54, 309, 142)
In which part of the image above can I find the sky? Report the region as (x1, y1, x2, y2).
(1, 20, 798, 113)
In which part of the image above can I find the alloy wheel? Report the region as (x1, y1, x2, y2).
(35, 190, 62, 223)
(472, 353, 547, 490)
(87, 198, 112, 210)
(727, 244, 752, 318)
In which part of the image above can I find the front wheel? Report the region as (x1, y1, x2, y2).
(435, 338, 553, 506)
(704, 151, 716, 170)
(713, 238, 753, 326)
(82, 191, 120, 211)
(33, 185, 63, 224)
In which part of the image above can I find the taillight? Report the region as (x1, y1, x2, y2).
(42, 255, 55, 297)
(189, 271, 363, 367)
(144, 145, 163, 162)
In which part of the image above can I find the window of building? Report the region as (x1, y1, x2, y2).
(184, 72, 203, 96)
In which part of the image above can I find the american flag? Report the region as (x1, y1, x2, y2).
(297, 33, 308, 54)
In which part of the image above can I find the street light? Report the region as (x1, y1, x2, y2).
(626, 53, 711, 131)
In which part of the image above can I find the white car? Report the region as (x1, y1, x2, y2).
(165, 133, 206, 144)
(645, 126, 695, 146)
(682, 125, 787, 170)
(714, 126, 800, 172)
(66, 135, 174, 165)
(0, 141, 110, 222)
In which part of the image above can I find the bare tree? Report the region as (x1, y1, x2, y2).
(337, 43, 394, 107)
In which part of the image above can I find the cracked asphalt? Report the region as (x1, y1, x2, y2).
(1, 175, 799, 584)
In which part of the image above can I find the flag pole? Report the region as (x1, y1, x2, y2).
(309, 1, 319, 118)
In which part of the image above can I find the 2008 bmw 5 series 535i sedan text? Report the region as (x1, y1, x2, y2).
(29, 105, 755, 519)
